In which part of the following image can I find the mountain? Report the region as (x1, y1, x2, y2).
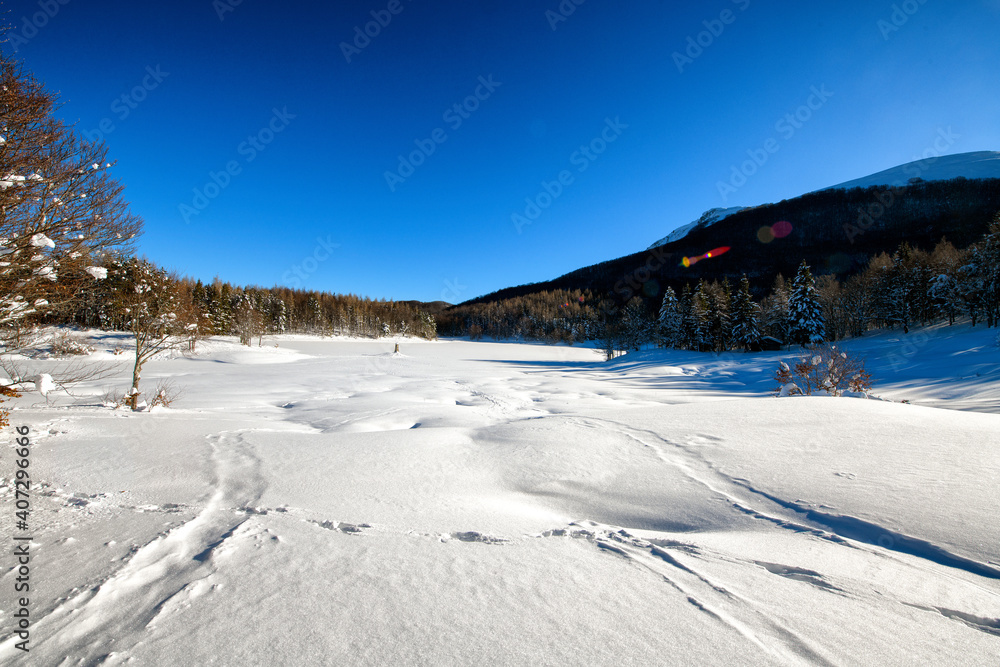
(822, 150, 1000, 192)
(647, 151, 1000, 250)
(455, 155, 1000, 309)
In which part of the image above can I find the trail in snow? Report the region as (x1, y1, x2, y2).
(0, 432, 266, 665)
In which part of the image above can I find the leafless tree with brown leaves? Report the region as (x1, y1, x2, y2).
(0, 50, 142, 416)
(1, 50, 142, 345)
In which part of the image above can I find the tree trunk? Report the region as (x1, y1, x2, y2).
(129, 357, 141, 410)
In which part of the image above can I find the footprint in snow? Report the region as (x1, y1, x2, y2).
(448, 531, 510, 545)
(310, 519, 371, 534)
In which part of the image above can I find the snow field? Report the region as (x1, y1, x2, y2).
(0, 324, 998, 664)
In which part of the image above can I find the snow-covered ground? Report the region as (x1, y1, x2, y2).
(1, 324, 999, 665)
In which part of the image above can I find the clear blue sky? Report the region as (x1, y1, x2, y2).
(5, 0, 999, 302)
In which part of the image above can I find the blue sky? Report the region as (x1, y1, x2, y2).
(5, 0, 1000, 302)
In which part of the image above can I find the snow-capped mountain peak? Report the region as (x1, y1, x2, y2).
(647, 151, 1000, 250)
(647, 206, 747, 249)
(821, 150, 1000, 192)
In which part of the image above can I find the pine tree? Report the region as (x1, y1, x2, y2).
(969, 216, 1000, 327)
(621, 296, 650, 351)
(657, 287, 682, 348)
(730, 275, 761, 351)
(928, 238, 965, 326)
(762, 274, 790, 343)
(787, 261, 826, 345)
(709, 278, 732, 352)
(678, 284, 694, 350)
(689, 281, 711, 351)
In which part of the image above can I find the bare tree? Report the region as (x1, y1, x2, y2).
(0, 52, 142, 417)
(1, 52, 141, 335)
(107, 258, 198, 410)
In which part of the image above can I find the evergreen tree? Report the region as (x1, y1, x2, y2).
(657, 287, 682, 348)
(709, 278, 732, 352)
(762, 274, 790, 343)
(730, 275, 761, 351)
(787, 261, 826, 345)
(689, 281, 711, 351)
(928, 238, 965, 326)
(965, 216, 1000, 327)
(621, 296, 651, 351)
(678, 284, 694, 350)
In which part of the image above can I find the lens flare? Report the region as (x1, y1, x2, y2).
(772, 220, 793, 238)
(757, 221, 793, 243)
(681, 246, 731, 267)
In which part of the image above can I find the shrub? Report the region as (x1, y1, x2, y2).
(149, 380, 180, 408)
(103, 379, 180, 410)
(774, 345, 873, 397)
(0, 384, 21, 428)
(50, 331, 95, 356)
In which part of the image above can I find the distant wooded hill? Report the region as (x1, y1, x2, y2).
(455, 177, 1000, 308)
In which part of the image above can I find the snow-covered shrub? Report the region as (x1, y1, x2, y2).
(101, 387, 129, 409)
(774, 362, 802, 396)
(104, 380, 180, 411)
(49, 331, 95, 356)
(149, 380, 180, 408)
(774, 345, 873, 397)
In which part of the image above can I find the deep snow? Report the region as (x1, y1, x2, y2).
(0, 323, 998, 665)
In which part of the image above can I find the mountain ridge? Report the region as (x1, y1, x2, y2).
(645, 151, 1000, 251)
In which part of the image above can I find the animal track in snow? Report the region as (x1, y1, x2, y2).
(448, 531, 510, 545)
(2, 431, 268, 664)
(310, 519, 372, 534)
(754, 561, 843, 593)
